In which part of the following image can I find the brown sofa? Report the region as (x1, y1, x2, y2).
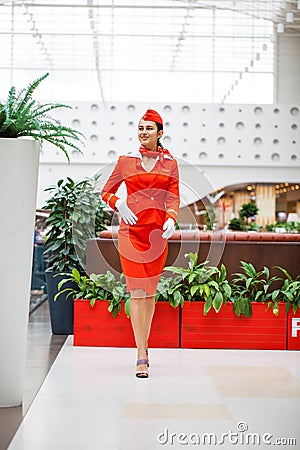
(86, 230, 300, 280)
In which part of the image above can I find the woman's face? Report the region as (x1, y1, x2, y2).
(138, 119, 163, 151)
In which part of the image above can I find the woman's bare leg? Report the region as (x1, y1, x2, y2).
(130, 289, 156, 375)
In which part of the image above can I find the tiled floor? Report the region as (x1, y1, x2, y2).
(5, 331, 300, 450)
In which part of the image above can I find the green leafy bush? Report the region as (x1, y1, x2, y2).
(165, 252, 232, 314)
(55, 269, 129, 318)
(43, 175, 111, 272)
(231, 261, 281, 317)
(275, 266, 300, 314)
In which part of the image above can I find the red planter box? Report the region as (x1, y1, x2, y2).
(287, 309, 300, 350)
(74, 300, 180, 348)
(181, 302, 287, 350)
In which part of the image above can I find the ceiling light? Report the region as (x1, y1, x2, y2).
(286, 12, 294, 22)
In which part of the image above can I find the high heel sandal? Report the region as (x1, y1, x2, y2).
(146, 348, 150, 367)
(136, 359, 149, 378)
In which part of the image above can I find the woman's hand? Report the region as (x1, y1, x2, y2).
(115, 199, 138, 225)
(162, 218, 175, 239)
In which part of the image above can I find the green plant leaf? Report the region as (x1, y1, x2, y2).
(213, 291, 223, 313)
(204, 296, 212, 315)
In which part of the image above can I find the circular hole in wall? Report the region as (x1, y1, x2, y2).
(164, 105, 172, 113)
(274, 108, 280, 114)
(291, 124, 298, 130)
(255, 123, 261, 129)
(127, 104, 135, 112)
(254, 106, 263, 115)
(219, 123, 225, 128)
(202, 123, 206, 127)
(90, 104, 99, 111)
(202, 108, 206, 112)
(199, 152, 208, 160)
(237, 155, 241, 158)
(254, 137, 262, 146)
(90, 134, 98, 142)
(273, 139, 279, 145)
(275, 125, 278, 128)
(200, 138, 206, 144)
(72, 119, 81, 126)
(290, 107, 299, 116)
(292, 140, 296, 144)
(111, 122, 114, 125)
(108, 150, 117, 159)
(165, 121, 170, 127)
(92, 152, 96, 156)
(271, 153, 280, 161)
(91, 120, 97, 126)
(183, 138, 187, 142)
(217, 137, 226, 145)
(182, 152, 188, 158)
(163, 136, 172, 144)
(182, 105, 190, 113)
(183, 122, 189, 127)
(110, 105, 116, 111)
(238, 140, 242, 143)
(71, 150, 80, 157)
(219, 107, 225, 113)
(128, 121, 134, 126)
(236, 122, 245, 130)
(291, 155, 297, 161)
(109, 136, 115, 142)
(255, 154, 261, 160)
(218, 153, 224, 159)
(238, 108, 242, 112)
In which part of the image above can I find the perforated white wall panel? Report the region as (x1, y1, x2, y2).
(37, 102, 300, 207)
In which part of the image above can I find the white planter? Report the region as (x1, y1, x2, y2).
(0, 138, 40, 407)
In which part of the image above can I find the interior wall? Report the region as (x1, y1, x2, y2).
(37, 102, 300, 209)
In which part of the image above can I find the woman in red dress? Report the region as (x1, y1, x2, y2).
(101, 109, 180, 378)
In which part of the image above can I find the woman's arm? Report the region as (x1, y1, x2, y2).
(165, 159, 180, 222)
(101, 156, 124, 210)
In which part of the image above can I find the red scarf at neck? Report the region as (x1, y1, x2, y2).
(139, 145, 173, 160)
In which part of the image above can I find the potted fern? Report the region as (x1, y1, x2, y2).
(43, 175, 111, 335)
(0, 73, 83, 407)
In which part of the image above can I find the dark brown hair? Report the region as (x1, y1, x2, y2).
(155, 122, 164, 148)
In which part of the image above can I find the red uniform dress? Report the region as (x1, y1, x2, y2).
(101, 148, 180, 296)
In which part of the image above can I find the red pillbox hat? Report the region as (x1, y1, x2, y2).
(141, 109, 163, 126)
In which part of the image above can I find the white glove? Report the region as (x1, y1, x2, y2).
(115, 199, 138, 225)
(162, 218, 175, 239)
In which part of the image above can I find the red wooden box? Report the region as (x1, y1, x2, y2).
(287, 309, 300, 350)
(74, 300, 180, 348)
(181, 302, 287, 350)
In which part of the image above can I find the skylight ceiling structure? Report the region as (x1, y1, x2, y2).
(1, 0, 299, 103)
